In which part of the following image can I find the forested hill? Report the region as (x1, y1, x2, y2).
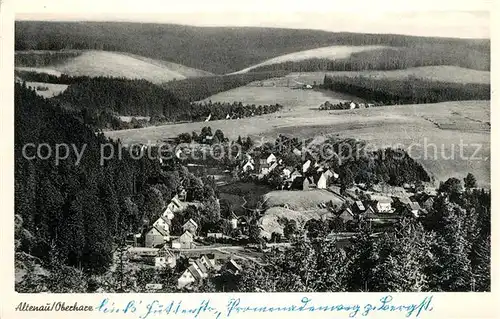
(14, 82, 214, 275)
(15, 21, 490, 74)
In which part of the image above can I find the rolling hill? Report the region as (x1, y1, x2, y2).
(16, 21, 490, 74)
(230, 45, 388, 74)
(15, 50, 213, 84)
(261, 66, 490, 86)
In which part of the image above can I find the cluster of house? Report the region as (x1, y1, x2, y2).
(335, 188, 435, 224)
(241, 152, 340, 191)
(319, 100, 379, 110)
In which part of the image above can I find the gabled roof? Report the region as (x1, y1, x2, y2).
(183, 218, 198, 229)
(187, 265, 204, 280)
(409, 202, 421, 211)
(194, 259, 208, 274)
(160, 215, 171, 225)
(341, 208, 354, 216)
(171, 196, 182, 207)
(227, 259, 242, 272)
(180, 230, 194, 240)
(149, 225, 169, 237)
(355, 201, 365, 211)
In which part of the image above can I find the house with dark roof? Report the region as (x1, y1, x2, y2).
(226, 259, 243, 274)
(145, 226, 170, 248)
(177, 255, 215, 289)
(353, 201, 366, 213)
(182, 218, 198, 235)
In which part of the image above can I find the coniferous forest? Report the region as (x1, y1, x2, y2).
(321, 75, 490, 105)
(15, 83, 219, 275)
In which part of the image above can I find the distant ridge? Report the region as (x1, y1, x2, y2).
(15, 21, 490, 74)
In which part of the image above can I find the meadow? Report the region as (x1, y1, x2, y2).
(105, 86, 490, 188)
(231, 45, 388, 74)
(15, 50, 211, 84)
(275, 66, 491, 85)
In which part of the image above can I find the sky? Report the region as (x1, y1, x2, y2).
(12, 0, 492, 38)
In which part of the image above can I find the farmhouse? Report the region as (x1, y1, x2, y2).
(172, 230, 195, 249)
(375, 198, 393, 213)
(145, 226, 170, 248)
(405, 202, 422, 218)
(182, 219, 198, 235)
(155, 246, 176, 269)
(153, 216, 171, 235)
(338, 208, 355, 223)
(229, 212, 238, 229)
(242, 159, 255, 172)
(177, 255, 216, 289)
(267, 153, 277, 164)
(353, 201, 366, 213)
(302, 160, 312, 173)
(226, 259, 243, 275)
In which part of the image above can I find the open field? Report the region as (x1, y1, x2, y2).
(258, 206, 334, 239)
(105, 84, 490, 187)
(256, 66, 491, 86)
(231, 45, 388, 74)
(262, 189, 344, 211)
(15, 50, 212, 84)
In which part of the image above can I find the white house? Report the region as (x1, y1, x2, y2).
(375, 198, 393, 213)
(229, 212, 238, 229)
(349, 102, 357, 109)
(293, 148, 302, 157)
(267, 154, 277, 164)
(302, 160, 311, 173)
(282, 168, 292, 178)
(155, 247, 176, 269)
(316, 173, 329, 189)
(177, 265, 202, 289)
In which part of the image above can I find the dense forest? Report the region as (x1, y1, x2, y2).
(15, 70, 92, 84)
(15, 51, 83, 68)
(250, 46, 490, 72)
(15, 21, 490, 73)
(321, 75, 490, 105)
(47, 76, 283, 129)
(14, 83, 219, 275)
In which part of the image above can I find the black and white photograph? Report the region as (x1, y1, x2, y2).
(11, 3, 491, 294)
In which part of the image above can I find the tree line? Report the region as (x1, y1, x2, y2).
(321, 75, 490, 105)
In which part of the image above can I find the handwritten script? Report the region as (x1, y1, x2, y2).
(96, 295, 433, 318)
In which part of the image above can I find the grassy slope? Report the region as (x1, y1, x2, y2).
(104, 98, 490, 188)
(15, 21, 490, 74)
(270, 66, 490, 85)
(15, 50, 213, 84)
(230, 45, 388, 74)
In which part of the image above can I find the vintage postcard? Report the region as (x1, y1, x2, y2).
(0, 0, 497, 318)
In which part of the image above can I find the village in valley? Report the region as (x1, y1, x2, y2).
(117, 129, 438, 291)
